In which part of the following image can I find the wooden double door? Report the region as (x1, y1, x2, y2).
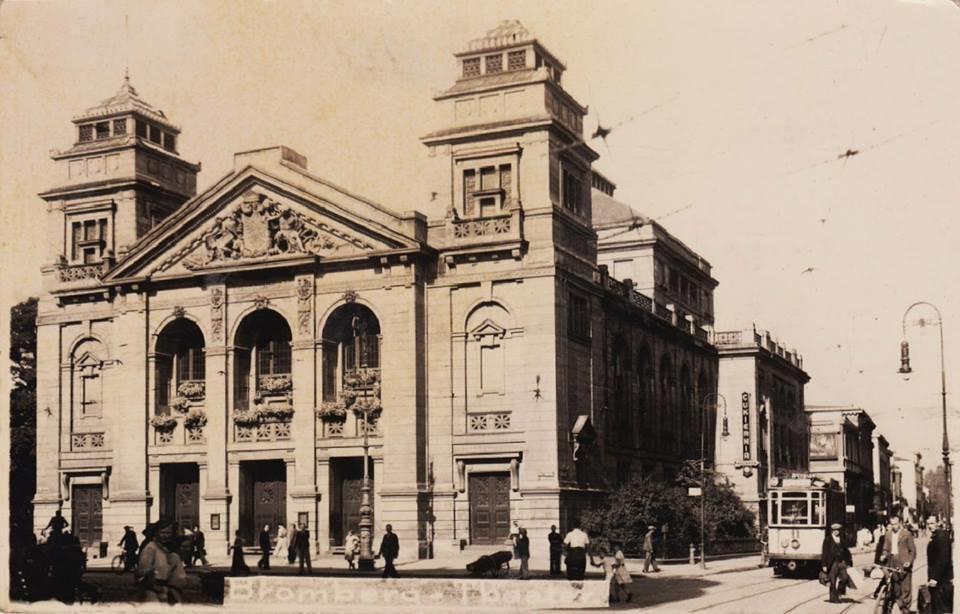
(469, 472, 511, 545)
(330, 458, 374, 546)
(72, 484, 103, 547)
(240, 460, 286, 543)
(160, 463, 200, 532)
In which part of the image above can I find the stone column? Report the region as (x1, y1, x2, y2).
(147, 464, 161, 524)
(227, 460, 241, 553)
(203, 342, 230, 555)
(316, 459, 330, 552)
(33, 321, 63, 532)
(109, 293, 151, 535)
(289, 275, 319, 545)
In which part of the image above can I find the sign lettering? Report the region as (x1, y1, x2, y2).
(741, 392, 751, 461)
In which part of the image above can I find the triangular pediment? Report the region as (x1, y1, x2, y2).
(105, 166, 423, 281)
(470, 319, 506, 339)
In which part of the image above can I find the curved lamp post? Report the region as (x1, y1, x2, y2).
(698, 392, 727, 569)
(898, 301, 951, 531)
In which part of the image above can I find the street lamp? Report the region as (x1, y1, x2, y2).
(898, 301, 951, 532)
(698, 392, 727, 569)
(357, 403, 375, 571)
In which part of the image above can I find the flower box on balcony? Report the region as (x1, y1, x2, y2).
(177, 380, 206, 400)
(184, 408, 208, 429)
(149, 414, 177, 430)
(317, 400, 347, 422)
(169, 396, 192, 414)
(258, 374, 292, 395)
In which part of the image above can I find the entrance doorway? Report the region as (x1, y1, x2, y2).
(239, 460, 286, 543)
(469, 472, 511, 545)
(160, 463, 200, 531)
(71, 484, 103, 547)
(330, 458, 374, 547)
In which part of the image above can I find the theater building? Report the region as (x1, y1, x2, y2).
(33, 21, 717, 558)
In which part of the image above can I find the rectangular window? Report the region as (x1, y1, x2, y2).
(234, 349, 251, 411)
(508, 50, 526, 71)
(479, 197, 497, 218)
(462, 57, 481, 78)
(156, 356, 173, 414)
(562, 168, 583, 215)
(135, 120, 147, 138)
(480, 343, 504, 394)
(485, 54, 502, 74)
(177, 348, 205, 382)
(322, 342, 338, 401)
(112, 119, 127, 135)
(71, 218, 108, 264)
(568, 293, 591, 339)
(149, 124, 161, 144)
(79, 125, 94, 142)
(163, 132, 176, 151)
(95, 122, 110, 139)
(258, 340, 292, 376)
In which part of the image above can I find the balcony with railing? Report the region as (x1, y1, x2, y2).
(316, 367, 383, 439)
(150, 412, 206, 446)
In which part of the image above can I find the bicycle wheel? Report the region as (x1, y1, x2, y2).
(111, 554, 124, 573)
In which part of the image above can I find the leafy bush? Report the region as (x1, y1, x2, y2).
(581, 463, 756, 558)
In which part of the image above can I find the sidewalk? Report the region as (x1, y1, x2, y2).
(634, 553, 767, 578)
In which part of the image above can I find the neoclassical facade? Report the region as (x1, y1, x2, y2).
(34, 21, 717, 558)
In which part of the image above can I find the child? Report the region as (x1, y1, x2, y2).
(611, 543, 633, 603)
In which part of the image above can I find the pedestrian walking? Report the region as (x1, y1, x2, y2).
(274, 524, 288, 564)
(820, 523, 853, 603)
(118, 526, 139, 572)
(377, 524, 400, 578)
(642, 525, 660, 573)
(879, 515, 915, 612)
(287, 523, 299, 564)
(871, 521, 888, 599)
(136, 518, 187, 604)
(548, 525, 563, 576)
(925, 519, 952, 614)
(344, 530, 360, 570)
(230, 530, 250, 576)
(43, 511, 69, 544)
(612, 543, 633, 603)
(509, 520, 522, 559)
(191, 525, 209, 567)
(258, 524, 272, 570)
(517, 528, 530, 579)
(295, 523, 312, 575)
(562, 522, 590, 581)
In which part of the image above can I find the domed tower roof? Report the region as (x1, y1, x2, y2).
(72, 75, 179, 133)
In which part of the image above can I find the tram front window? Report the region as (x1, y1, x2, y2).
(780, 500, 809, 525)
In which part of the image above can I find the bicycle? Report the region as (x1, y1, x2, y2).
(871, 564, 907, 614)
(110, 550, 131, 574)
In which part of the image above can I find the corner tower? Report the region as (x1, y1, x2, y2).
(40, 77, 200, 290)
(422, 20, 598, 271)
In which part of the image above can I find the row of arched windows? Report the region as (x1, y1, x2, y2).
(606, 335, 715, 455)
(150, 304, 380, 416)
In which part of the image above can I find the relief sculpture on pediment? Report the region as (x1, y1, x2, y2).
(180, 191, 366, 271)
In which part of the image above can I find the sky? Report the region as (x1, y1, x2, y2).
(1, 0, 959, 469)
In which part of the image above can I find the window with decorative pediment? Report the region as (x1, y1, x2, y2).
(69, 217, 110, 264)
(72, 339, 107, 419)
(465, 302, 512, 399)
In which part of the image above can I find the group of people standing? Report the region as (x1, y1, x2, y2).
(821, 515, 953, 613)
(229, 522, 313, 575)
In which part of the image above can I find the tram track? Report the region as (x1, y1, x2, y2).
(688, 578, 811, 612)
(781, 561, 929, 614)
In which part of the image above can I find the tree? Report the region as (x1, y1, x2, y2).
(924, 465, 948, 519)
(581, 463, 756, 558)
(10, 297, 37, 540)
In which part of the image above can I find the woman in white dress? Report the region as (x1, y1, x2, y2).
(274, 524, 289, 564)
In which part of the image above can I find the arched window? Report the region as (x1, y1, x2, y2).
(659, 354, 675, 449)
(321, 304, 381, 402)
(155, 319, 206, 414)
(72, 338, 107, 419)
(234, 310, 292, 411)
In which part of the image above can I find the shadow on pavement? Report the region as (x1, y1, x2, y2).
(612, 575, 722, 610)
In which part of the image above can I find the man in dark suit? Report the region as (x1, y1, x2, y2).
(377, 524, 400, 578)
(821, 523, 853, 603)
(547, 525, 563, 576)
(295, 523, 312, 575)
(257, 524, 271, 570)
(880, 516, 916, 612)
(926, 519, 953, 614)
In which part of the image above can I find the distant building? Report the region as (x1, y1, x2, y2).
(806, 406, 876, 530)
(893, 453, 925, 523)
(713, 326, 809, 520)
(872, 435, 894, 523)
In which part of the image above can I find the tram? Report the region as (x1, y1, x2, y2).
(766, 474, 845, 574)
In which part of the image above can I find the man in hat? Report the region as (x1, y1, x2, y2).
(118, 526, 139, 572)
(879, 515, 916, 612)
(821, 523, 853, 603)
(926, 518, 953, 614)
(643, 525, 660, 573)
(547, 525, 563, 576)
(136, 519, 187, 604)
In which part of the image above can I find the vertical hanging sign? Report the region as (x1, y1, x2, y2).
(741, 392, 751, 461)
